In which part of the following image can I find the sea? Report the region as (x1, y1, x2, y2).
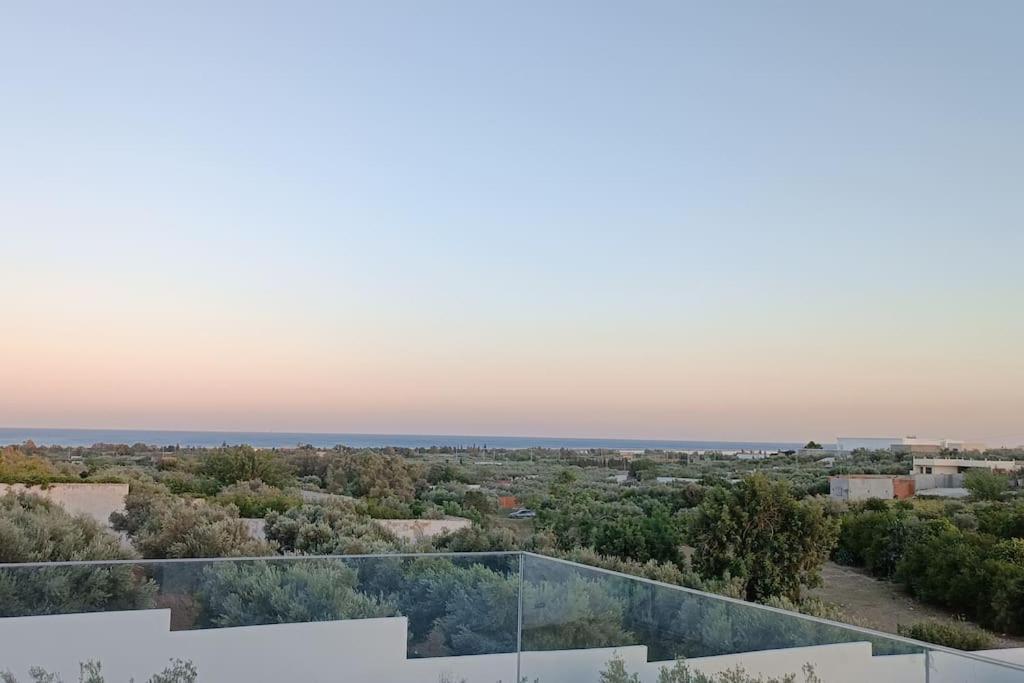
(0, 427, 800, 452)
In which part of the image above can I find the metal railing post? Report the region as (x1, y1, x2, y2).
(516, 552, 524, 683)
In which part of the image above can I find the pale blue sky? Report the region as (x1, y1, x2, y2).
(2, 2, 1022, 442)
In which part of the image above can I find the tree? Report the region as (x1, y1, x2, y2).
(628, 459, 659, 481)
(198, 446, 292, 489)
(0, 447, 70, 485)
(325, 451, 422, 503)
(689, 475, 839, 601)
(803, 442, 823, 450)
(539, 489, 684, 565)
(965, 469, 1009, 501)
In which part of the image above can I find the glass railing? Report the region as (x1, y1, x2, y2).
(0, 552, 1021, 682)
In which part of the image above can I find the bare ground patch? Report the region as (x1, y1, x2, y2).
(810, 561, 1024, 649)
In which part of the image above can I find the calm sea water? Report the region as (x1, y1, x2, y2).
(0, 427, 799, 452)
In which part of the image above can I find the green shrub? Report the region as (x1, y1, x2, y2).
(158, 471, 221, 497)
(600, 655, 821, 683)
(897, 620, 995, 650)
(110, 481, 274, 558)
(263, 502, 401, 555)
(214, 480, 300, 518)
(195, 560, 396, 628)
(965, 470, 1009, 501)
(0, 493, 155, 617)
(0, 448, 76, 485)
(1, 659, 196, 683)
(197, 446, 292, 488)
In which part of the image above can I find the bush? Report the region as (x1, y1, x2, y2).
(0, 492, 155, 617)
(1, 659, 197, 683)
(195, 560, 396, 628)
(110, 481, 274, 558)
(263, 502, 401, 555)
(600, 655, 821, 683)
(0, 447, 74, 485)
(965, 470, 1009, 501)
(197, 446, 292, 489)
(897, 620, 995, 650)
(431, 525, 517, 552)
(158, 471, 221, 497)
(326, 451, 422, 503)
(834, 505, 914, 578)
(214, 480, 301, 518)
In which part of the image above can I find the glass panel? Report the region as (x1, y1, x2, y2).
(0, 553, 520, 683)
(518, 553, 1024, 683)
(3, 552, 1023, 682)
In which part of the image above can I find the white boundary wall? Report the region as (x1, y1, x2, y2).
(0, 483, 129, 526)
(0, 609, 959, 683)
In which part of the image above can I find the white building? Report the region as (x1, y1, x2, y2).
(912, 458, 1021, 476)
(836, 437, 901, 452)
(837, 437, 986, 454)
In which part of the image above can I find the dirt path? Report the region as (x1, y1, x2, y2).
(810, 561, 1024, 649)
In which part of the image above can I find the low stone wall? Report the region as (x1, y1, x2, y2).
(0, 482, 129, 527)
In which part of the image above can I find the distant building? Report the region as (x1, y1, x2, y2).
(912, 458, 1021, 476)
(837, 436, 985, 454)
(836, 437, 901, 452)
(891, 437, 945, 455)
(912, 457, 1020, 492)
(829, 475, 915, 502)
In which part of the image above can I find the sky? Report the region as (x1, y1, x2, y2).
(1, 2, 1022, 444)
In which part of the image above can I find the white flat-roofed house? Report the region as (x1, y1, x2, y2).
(912, 458, 1022, 476)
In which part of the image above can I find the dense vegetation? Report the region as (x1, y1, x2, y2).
(0, 493, 155, 617)
(835, 499, 1024, 634)
(1, 439, 1022, 651)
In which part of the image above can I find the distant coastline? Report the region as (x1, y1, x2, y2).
(0, 427, 801, 452)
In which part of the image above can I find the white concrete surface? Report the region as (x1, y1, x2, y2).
(0, 483, 129, 527)
(830, 476, 895, 502)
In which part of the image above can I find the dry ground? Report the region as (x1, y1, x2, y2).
(810, 561, 1024, 649)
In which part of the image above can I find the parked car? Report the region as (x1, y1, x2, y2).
(507, 508, 536, 519)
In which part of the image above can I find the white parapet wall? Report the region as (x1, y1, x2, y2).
(0, 483, 129, 527)
(0, 609, 959, 683)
